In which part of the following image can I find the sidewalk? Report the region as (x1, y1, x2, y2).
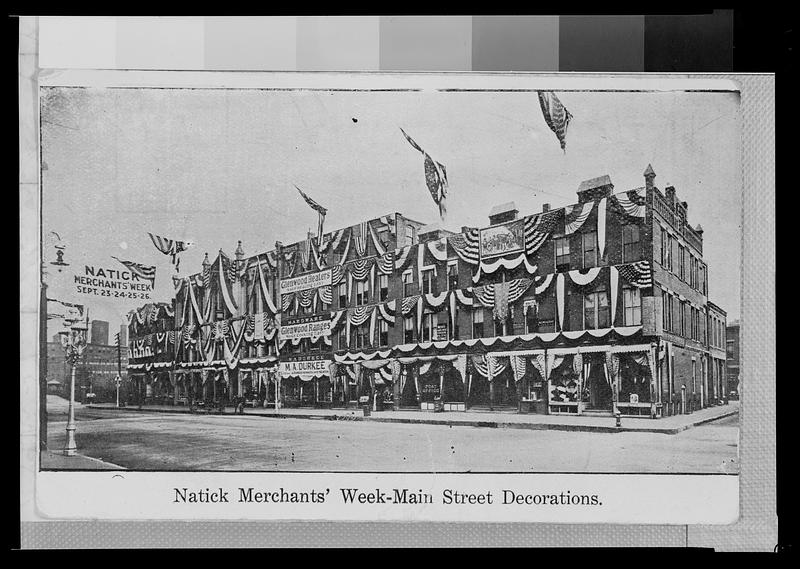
(40, 449, 126, 471)
(87, 400, 739, 435)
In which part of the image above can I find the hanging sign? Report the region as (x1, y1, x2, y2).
(72, 264, 153, 301)
(480, 219, 525, 259)
(279, 268, 332, 295)
(280, 314, 332, 340)
(280, 358, 331, 380)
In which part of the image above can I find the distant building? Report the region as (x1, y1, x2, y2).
(90, 320, 109, 346)
(118, 324, 127, 347)
(707, 302, 727, 403)
(46, 339, 128, 402)
(726, 320, 740, 397)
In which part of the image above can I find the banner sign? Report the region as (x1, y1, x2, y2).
(279, 268, 332, 295)
(280, 315, 332, 340)
(73, 264, 153, 301)
(280, 358, 331, 380)
(480, 219, 525, 259)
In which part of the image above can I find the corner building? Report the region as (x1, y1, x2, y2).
(127, 165, 726, 418)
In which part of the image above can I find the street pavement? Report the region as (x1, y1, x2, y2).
(43, 398, 739, 474)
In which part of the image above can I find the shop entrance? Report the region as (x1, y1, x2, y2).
(584, 355, 613, 411)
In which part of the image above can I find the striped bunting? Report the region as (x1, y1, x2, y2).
(524, 210, 560, 255)
(376, 300, 396, 324)
(564, 201, 594, 234)
(401, 295, 420, 315)
(377, 251, 394, 275)
(617, 261, 653, 288)
(448, 228, 480, 266)
(538, 91, 573, 152)
(111, 256, 156, 284)
(394, 244, 416, 273)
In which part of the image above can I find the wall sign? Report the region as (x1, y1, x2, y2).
(479, 219, 525, 259)
(279, 268, 332, 295)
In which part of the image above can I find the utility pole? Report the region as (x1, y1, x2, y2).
(115, 332, 122, 407)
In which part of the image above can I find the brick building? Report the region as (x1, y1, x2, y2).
(707, 302, 728, 404)
(46, 340, 128, 402)
(726, 320, 740, 398)
(127, 165, 727, 418)
(90, 319, 109, 345)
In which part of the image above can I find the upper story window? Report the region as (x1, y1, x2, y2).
(378, 274, 389, 302)
(405, 226, 416, 247)
(337, 282, 347, 309)
(584, 288, 610, 330)
(447, 261, 459, 291)
(665, 233, 673, 272)
(582, 231, 598, 269)
(353, 324, 370, 349)
(378, 320, 389, 346)
(678, 244, 686, 281)
(622, 224, 641, 263)
(421, 268, 436, 295)
(403, 315, 415, 344)
(472, 308, 485, 339)
(377, 227, 390, 250)
(554, 236, 570, 271)
(336, 326, 347, 351)
(355, 280, 370, 306)
(622, 287, 642, 326)
(421, 310, 437, 343)
(402, 270, 414, 297)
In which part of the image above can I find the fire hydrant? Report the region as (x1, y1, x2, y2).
(614, 411, 622, 428)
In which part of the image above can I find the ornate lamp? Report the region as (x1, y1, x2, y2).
(59, 316, 88, 456)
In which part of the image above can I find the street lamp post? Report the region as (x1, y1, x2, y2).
(59, 316, 88, 456)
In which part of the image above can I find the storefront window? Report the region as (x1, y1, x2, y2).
(618, 355, 651, 403)
(550, 358, 579, 403)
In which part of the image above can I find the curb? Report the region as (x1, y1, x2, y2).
(87, 404, 738, 435)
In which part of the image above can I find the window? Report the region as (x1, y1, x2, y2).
(421, 311, 437, 342)
(402, 270, 413, 297)
(678, 245, 686, 280)
(355, 280, 370, 306)
(337, 283, 347, 309)
(378, 320, 389, 346)
(524, 300, 537, 334)
(583, 288, 610, 329)
(622, 224, 641, 263)
(472, 308, 485, 338)
(452, 304, 460, 340)
(660, 228, 667, 267)
(405, 226, 416, 247)
(421, 268, 436, 295)
(623, 287, 642, 326)
(447, 261, 459, 291)
(378, 274, 389, 301)
(376, 227, 390, 250)
(336, 322, 346, 349)
(665, 233, 673, 272)
(353, 324, 370, 349)
(662, 292, 668, 331)
(554, 236, 570, 271)
(403, 316, 415, 344)
(582, 231, 598, 268)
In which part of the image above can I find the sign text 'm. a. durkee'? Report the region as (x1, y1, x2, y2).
(279, 268, 332, 295)
(280, 359, 331, 379)
(73, 264, 153, 300)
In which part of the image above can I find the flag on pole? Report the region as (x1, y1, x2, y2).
(537, 91, 573, 152)
(147, 232, 192, 270)
(111, 256, 156, 284)
(294, 185, 327, 246)
(399, 128, 449, 220)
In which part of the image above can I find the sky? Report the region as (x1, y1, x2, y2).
(40, 85, 741, 338)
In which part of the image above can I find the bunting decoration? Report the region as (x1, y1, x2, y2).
(377, 251, 394, 275)
(610, 266, 619, 327)
(394, 244, 415, 273)
(564, 201, 594, 234)
(330, 309, 346, 331)
(348, 258, 373, 281)
(448, 228, 480, 266)
(472, 253, 537, 283)
(354, 221, 369, 257)
(470, 355, 508, 379)
(376, 300, 396, 324)
(537, 91, 573, 152)
(614, 188, 647, 218)
(148, 232, 192, 268)
(401, 295, 420, 316)
(295, 185, 328, 246)
(111, 256, 156, 285)
(567, 267, 603, 287)
(556, 273, 565, 331)
(534, 273, 554, 295)
(217, 252, 238, 314)
(331, 264, 345, 286)
(597, 197, 608, 260)
(618, 261, 653, 288)
(524, 211, 560, 255)
(368, 222, 388, 256)
(472, 279, 533, 321)
(426, 239, 448, 262)
(400, 127, 449, 221)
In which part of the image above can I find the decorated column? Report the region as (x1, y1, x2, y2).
(573, 352, 584, 415)
(354, 362, 362, 406)
(171, 370, 178, 405)
(487, 355, 495, 411)
(391, 360, 401, 411)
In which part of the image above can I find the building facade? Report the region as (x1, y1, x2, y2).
(127, 166, 727, 418)
(726, 320, 740, 398)
(46, 340, 128, 402)
(707, 302, 728, 404)
(90, 319, 109, 346)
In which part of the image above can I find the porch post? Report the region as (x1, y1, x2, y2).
(544, 351, 551, 415)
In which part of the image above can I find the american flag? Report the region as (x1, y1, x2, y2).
(618, 261, 653, 288)
(148, 232, 191, 266)
(538, 91, 573, 152)
(400, 128, 449, 221)
(112, 256, 156, 284)
(295, 185, 327, 245)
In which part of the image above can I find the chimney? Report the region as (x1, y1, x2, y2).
(235, 240, 244, 261)
(202, 252, 210, 270)
(542, 203, 551, 212)
(488, 202, 519, 225)
(644, 164, 656, 189)
(665, 186, 676, 208)
(576, 175, 614, 203)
